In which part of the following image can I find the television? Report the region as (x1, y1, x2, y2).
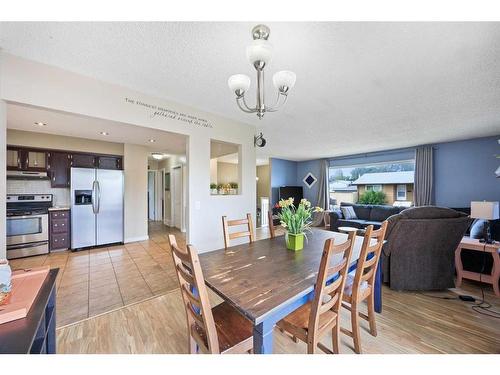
(278, 186, 304, 207)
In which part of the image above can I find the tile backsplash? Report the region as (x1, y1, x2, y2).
(7, 180, 70, 206)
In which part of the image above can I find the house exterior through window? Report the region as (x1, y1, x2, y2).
(396, 184, 407, 200)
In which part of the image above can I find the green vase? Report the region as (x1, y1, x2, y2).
(286, 233, 304, 251)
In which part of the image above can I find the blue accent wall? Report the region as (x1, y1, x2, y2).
(270, 158, 298, 206)
(434, 136, 499, 207)
(288, 135, 499, 209)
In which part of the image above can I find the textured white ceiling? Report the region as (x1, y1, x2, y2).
(1, 22, 500, 161)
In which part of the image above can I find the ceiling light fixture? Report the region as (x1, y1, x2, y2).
(100, 131, 109, 136)
(149, 139, 156, 143)
(228, 24, 296, 120)
(34, 122, 47, 126)
(151, 152, 164, 160)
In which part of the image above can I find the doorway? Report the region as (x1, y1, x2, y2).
(147, 170, 156, 221)
(172, 166, 183, 231)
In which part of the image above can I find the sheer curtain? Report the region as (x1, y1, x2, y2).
(414, 146, 434, 206)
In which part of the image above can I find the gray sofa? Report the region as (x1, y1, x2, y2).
(329, 203, 406, 231)
(382, 206, 473, 291)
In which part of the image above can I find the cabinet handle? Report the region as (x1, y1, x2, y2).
(61, 223, 65, 226)
(54, 224, 58, 227)
(54, 239, 58, 242)
(53, 177, 56, 181)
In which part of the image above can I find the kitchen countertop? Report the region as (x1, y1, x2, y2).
(48, 206, 70, 211)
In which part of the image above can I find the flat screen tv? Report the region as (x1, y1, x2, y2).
(278, 186, 303, 207)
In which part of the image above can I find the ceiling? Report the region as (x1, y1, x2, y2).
(7, 103, 187, 155)
(1, 22, 500, 161)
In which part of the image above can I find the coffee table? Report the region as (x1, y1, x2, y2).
(455, 237, 500, 297)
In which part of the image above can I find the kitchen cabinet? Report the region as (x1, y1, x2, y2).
(7, 147, 46, 171)
(97, 155, 122, 170)
(47, 152, 71, 188)
(27, 151, 47, 171)
(6, 148, 20, 169)
(49, 209, 70, 251)
(71, 153, 96, 168)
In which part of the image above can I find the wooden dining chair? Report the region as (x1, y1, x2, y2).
(276, 232, 356, 354)
(168, 235, 253, 354)
(222, 213, 255, 249)
(267, 210, 276, 238)
(340, 221, 388, 354)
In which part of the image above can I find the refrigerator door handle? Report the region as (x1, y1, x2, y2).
(96, 180, 101, 214)
(91, 180, 97, 214)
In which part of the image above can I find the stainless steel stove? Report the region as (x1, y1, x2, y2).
(6, 194, 52, 259)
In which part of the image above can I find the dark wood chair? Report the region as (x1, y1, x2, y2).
(276, 232, 356, 354)
(340, 222, 388, 354)
(168, 235, 253, 354)
(222, 213, 255, 249)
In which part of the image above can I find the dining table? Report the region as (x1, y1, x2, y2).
(198, 228, 383, 354)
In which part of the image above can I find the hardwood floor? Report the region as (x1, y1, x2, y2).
(56, 224, 500, 354)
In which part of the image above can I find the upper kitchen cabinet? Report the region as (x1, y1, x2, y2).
(7, 147, 47, 171)
(71, 153, 96, 168)
(47, 151, 71, 188)
(97, 155, 122, 170)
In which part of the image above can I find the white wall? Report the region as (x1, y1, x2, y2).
(0, 53, 256, 252)
(0, 100, 6, 259)
(123, 144, 149, 242)
(217, 162, 238, 185)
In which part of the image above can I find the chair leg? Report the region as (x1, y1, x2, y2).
(292, 335, 298, 343)
(332, 320, 340, 354)
(367, 293, 378, 337)
(307, 338, 316, 354)
(189, 335, 197, 354)
(351, 303, 362, 354)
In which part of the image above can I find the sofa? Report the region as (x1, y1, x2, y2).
(382, 206, 473, 291)
(329, 202, 406, 231)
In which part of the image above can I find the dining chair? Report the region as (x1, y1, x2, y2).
(340, 221, 388, 354)
(276, 232, 356, 354)
(168, 235, 253, 354)
(267, 210, 276, 238)
(222, 213, 255, 249)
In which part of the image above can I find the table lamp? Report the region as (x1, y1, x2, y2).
(471, 201, 499, 244)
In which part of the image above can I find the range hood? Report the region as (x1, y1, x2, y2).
(7, 170, 49, 180)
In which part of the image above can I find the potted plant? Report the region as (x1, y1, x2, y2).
(210, 183, 218, 195)
(229, 182, 238, 194)
(217, 183, 225, 194)
(277, 198, 323, 251)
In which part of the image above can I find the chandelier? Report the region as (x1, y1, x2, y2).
(228, 24, 296, 120)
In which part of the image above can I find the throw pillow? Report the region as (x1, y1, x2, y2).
(470, 219, 487, 239)
(341, 206, 357, 220)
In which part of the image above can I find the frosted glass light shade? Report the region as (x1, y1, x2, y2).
(246, 39, 273, 65)
(273, 71, 296, 92)
(228, 74, 251, 95)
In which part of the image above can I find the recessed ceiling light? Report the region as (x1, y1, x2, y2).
(100, 131, 109, 136)
(34, 122, 46, 126)
(149, 139, 156, 143)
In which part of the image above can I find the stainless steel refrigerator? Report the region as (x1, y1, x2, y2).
(71, 167, 124, 249)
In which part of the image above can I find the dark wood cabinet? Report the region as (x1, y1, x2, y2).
(47, 152, 71, 188)
(71, 153, 96, 168)
(7, 147, 47, 171)
(49, 210, 70, 251)
(97, 155, 122, 170)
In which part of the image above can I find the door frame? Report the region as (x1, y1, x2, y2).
(171, 165, 185, 232)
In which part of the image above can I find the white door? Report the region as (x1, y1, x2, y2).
(173, 167, 182, 230)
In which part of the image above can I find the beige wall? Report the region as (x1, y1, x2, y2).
(217, 162, 238, 185)
(0, 100, 6, 259)
(330, 191, 358, 205)
(7, 129, 124, 155)
(148, 159, 159, 170)
(123, 144, 149, 242)
(210, 159, 217, 185)
(256, 165, 270, 207)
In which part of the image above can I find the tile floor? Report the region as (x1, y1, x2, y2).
(9, 222, 185, 327)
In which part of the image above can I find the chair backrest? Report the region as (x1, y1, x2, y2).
(351, 222, 388, 299)
(222, 213, 255, 249)
(308, 232, 356, 337)
(168, 235, 219, 353)
(268, 211, 276, 238)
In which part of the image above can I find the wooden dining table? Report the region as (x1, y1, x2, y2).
(198, 228, 382, 354)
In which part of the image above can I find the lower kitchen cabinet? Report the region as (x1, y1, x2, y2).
(49, 209, 70, 251)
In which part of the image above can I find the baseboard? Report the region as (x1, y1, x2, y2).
(124, 235, 149, 243)
(164, 219, 172, 226)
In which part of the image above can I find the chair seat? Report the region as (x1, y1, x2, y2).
(193, 301, 253, 354)
(277, 301, 338, 340)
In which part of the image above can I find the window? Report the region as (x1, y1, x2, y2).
(397, 184, 407, 200)
(366, 184, 382, 192)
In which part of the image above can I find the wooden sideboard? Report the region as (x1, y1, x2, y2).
(0, 269, 58, 354)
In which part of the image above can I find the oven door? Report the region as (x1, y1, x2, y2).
(6, 214, 49, 246)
